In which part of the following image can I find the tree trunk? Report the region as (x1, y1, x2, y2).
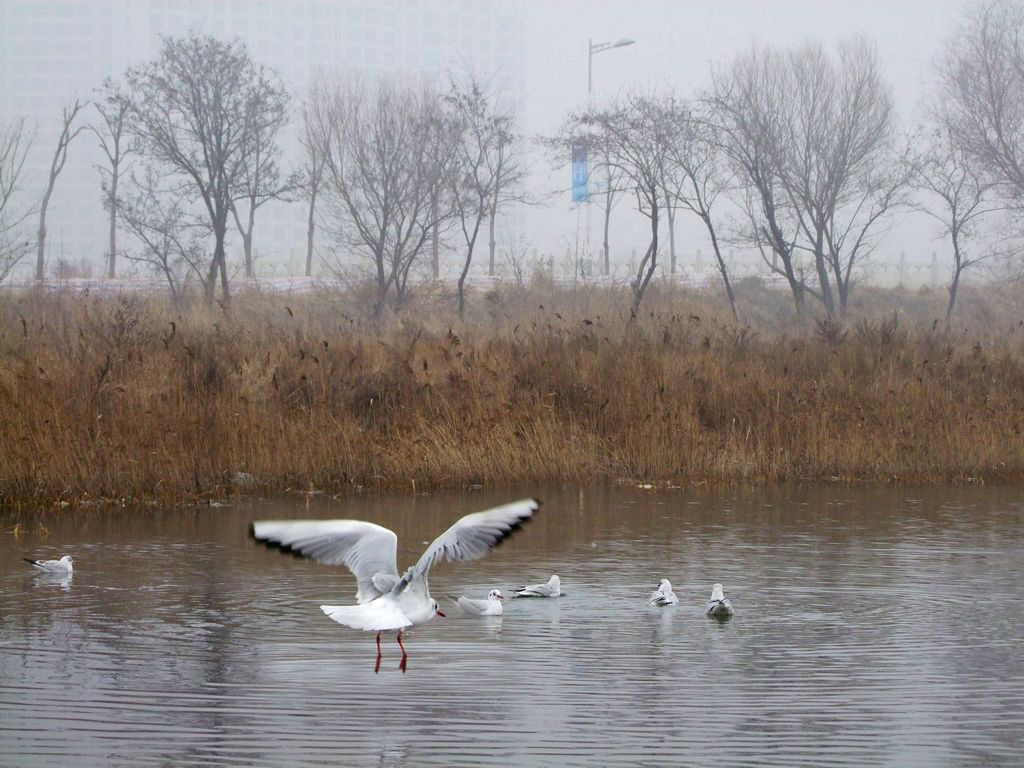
(632, 196, 659, 313)
(487, 209, 496, 277)
(837, 275, 850, 316)
(305, 188, 317, 277)
(243, 202, 256, 279)
(666, 191, 676, 275)
(210, 222, 230, 305)
(603, 186, 612, 276)
(458, 220, 483, 319)
(813, 233, 836, 319)
(218, 242, 230, 303)
(373, 248, 388, 321)
(35, 199, 49, 281)
(947, 266, 962, 321)
(762, 214, 805, 315)
(36, 177, 59, 282)
(242, 232, 253, 279)
(205, 255, 218, 306)
(457, 251, 471, 319)
(947, 232, 963, 321)
(108, 168, 118, 279)
(706, 216, 739, 321)
(790, 280, 805, 314)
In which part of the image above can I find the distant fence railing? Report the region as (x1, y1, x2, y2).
(1, 248, 947, 295)
(1, 271, 798, 296)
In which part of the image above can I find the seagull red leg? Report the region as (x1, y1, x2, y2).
(374, 631, 382, 674)
(397, 630, 408, 673)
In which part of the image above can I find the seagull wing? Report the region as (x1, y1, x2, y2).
(24, 558, 66, 572)
(393, 499, 539, 593)
(457, 596, 489, 615)
(251, 519, 399, 604)
(516, 582, 554, 597)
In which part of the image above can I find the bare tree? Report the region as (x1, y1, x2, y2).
(446, 72, 524, 317)
(484, 107, 527, 277)
(300, 96, 327, 278)
(124, 34, 288, 304)
(0, 119, 35, 282)
(939, 0, 1024, 207)
(565, 93, 671, 312)
(595, 137, 627, 276)
(230, 86, 293, 280)
(709, 40, 907, 319)
(36, 99, 85, 281)
(661, 98, 739, 319)
(313, 76, 458, 319)
(778, 40, 907, 318)
(708, 46, 809, 312)
(911, 125, 1002, 319)
(91, 80, 136, 280)
(118, 168, 208, 305)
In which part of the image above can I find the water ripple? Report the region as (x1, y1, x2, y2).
(1, 485, 1023, 767)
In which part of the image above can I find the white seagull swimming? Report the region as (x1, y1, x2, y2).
(704, 583, 734, 617)
(514, 574, 561, 598)
(456, 589, 505, 616)
(24, 555, 73, 573)
(649, 578, 678, 606)
(251, 499, 538, 671)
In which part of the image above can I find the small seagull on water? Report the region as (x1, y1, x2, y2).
(24, 555, 73, 573)
(514, 574, 561, 598)
(705, 583, 734, 617)
(456, 589, 505, 616)
(251, 499, 538, 672)
(649, 578, 678, 606)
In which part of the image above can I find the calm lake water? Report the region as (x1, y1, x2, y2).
(1, 485, 1023, 767)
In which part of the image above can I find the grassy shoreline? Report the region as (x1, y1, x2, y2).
(4, 281, 1024, 509)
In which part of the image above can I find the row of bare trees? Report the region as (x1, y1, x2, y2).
(302, 72, 527, 318)
(5, 1, 1024, 321)
(560, 39, 908, 320)
(0, 120, 36, 283)
(81, 35, 526, 315)
(555, 4, 1024, 322)
(1, 35, 294, 303)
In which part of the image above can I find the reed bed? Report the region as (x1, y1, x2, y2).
(3, 279, 1024, 508)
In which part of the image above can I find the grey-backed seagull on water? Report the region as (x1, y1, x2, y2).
(705, 583, 734, 617)
(514, 574, 561, 598)
(24, 555, 73, 573)
(455, 589, 505, 616)
(649, 578, 678, 606)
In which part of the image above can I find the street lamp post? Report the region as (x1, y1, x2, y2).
(586, 37, 635, 276)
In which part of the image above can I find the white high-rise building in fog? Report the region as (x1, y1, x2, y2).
(0, 0, 527, 278)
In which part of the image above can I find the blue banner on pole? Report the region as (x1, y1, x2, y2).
(571, 145, 589, 203)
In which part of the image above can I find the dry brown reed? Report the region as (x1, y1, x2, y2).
(3, 278, 1024, 508)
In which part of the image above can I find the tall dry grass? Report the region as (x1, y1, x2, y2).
(3, 278, 1024, 508)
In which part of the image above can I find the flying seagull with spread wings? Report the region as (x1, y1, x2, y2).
(250, 498, 539, 671)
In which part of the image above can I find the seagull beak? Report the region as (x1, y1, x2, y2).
(497, 595, 505, 600)
(436, 609, 446, 618)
